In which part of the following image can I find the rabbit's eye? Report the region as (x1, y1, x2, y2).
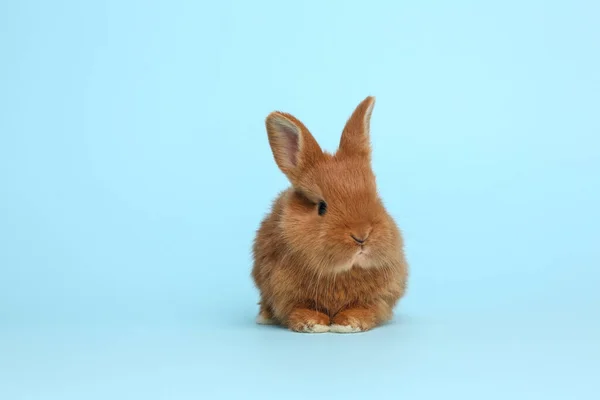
(318, 200, 327, 216)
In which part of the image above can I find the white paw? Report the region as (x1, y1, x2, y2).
(256, 314, 276, 325)
(300, 324, 330, 333)
(329, 324, 362, 333)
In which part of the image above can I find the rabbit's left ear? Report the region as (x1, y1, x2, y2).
(337, 96, 375, 159)
(265, 111, 323, 184)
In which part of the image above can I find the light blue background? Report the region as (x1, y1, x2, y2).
(1, 0, 599, 399)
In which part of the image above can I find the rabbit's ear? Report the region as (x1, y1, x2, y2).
(338, 96, 375, 159)
(265, 111, 323, 182)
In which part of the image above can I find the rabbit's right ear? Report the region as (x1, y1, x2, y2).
(265, 112, 323, 182)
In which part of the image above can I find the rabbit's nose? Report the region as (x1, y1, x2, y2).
(351, 234, 368, 245)
(349, 225, 372, 245)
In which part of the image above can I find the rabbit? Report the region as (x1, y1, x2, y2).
(252, 96, 408, 333)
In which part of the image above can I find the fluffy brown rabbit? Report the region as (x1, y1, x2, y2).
(252, 96, 408, 333)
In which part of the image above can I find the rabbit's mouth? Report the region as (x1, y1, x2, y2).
(329, 249, 373, 272)
(354, 248, 370, 263)
(357, 245, 370, 255)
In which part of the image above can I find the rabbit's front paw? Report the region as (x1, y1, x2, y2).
(330, 308, 377, 333)
(288, 308, 331, 333)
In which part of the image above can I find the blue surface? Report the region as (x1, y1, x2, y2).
(1, 1, 599, 399)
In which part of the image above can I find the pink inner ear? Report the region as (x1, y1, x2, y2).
(280, 124, 300, 167)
